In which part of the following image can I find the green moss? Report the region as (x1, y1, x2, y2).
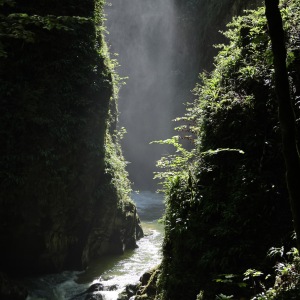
(157, 0, 300, 299)
(0, 0, 137, 274)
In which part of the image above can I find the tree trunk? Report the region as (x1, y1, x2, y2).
(265, 0, 300, 249)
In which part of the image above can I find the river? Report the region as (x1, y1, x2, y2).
(25, 191, 164, 300)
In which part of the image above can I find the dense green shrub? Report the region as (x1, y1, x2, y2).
(249, 247, 300, 300)
(157, 1, 300, 299)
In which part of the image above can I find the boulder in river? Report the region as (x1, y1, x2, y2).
(135, 266, 160, 300)
(116, 266, 160, 300)
(82, 201, 144, 265)
(86, 283, 104, 293)
(85, 292, 103, 300)
(117, 283, 139, 300)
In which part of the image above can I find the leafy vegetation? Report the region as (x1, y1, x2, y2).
(157, 0, 300, 299)
(251, 247, 300, 300)
(0, 0, 135, 274)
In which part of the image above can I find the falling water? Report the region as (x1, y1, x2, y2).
(105, 0, 177, 190)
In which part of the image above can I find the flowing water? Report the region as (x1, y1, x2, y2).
(25, 191, 164, 300)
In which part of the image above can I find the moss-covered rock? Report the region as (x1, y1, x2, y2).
(115, 266, 160, 300)
(0, 0, 142, 275)
(135, 266, 160, 300)
(82, 201, 143, 265)
(157, 0, 300, 299)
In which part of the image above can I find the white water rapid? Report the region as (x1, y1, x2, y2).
(25, 191, 164, 300)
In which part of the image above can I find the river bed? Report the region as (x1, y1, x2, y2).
(25, 191, 164, 300)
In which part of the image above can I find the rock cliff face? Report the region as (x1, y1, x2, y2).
(174, 0, 263, 72)
(158, 1, 297, 299)
(0, 0, 142, 276)
(82, 201, 144, 266)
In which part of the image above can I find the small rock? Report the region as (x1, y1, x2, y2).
(105, 284, 118, 291)
(85, 293, 103, 300)
(139, 272, 151, 286)
(125, 283, 139, 297)
(86, 283, 104, 293)
(117, 283, 139, 300)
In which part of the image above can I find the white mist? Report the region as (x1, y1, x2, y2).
(105, 0, 177, 190)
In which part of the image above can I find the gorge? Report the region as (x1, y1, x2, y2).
(1, 0, 300, 299)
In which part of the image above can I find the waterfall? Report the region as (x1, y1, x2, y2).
(105, 0, 177, 190)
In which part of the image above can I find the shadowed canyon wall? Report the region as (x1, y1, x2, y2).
(0, 0, 142, 276)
